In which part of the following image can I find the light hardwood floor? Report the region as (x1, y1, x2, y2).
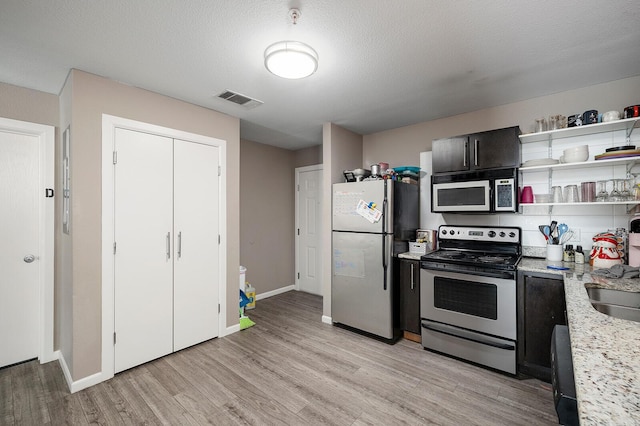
(1, 291, 558, 425)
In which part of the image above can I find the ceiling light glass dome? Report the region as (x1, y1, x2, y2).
(264, 41, 318, 79)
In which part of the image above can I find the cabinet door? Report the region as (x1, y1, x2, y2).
(114, 129, 174, 373)
(399, 259, 421, 334)
(432, 136, 469, 173)
(173, 140, 220, 351)
(470, 127, 520, 170)
(517, 272, 566, 382)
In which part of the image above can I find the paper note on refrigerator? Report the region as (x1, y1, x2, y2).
(356, 199, 382, 223)
(333, 248, 365, 278)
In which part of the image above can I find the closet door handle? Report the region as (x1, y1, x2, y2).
(177, 232, 182, 259)
(166, 232, 171, 260)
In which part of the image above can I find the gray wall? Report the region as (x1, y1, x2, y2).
(62, 70, 240, 380)
(322, 123, 363, 320)
(363, 75, 640, 168)
(294, 144, 322, 168)
(240, 139, 296, 294)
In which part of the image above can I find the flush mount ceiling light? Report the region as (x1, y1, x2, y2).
(264, 9, 318, 79)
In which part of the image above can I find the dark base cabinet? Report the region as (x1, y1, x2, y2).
(398, 258, 421, 335)
(517, 270, 567, 382)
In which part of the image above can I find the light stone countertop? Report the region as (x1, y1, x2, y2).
(519, 257, 640, 425)
(397, 251, 424, 260)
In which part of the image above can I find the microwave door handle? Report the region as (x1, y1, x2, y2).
(474, 139, 479, 166)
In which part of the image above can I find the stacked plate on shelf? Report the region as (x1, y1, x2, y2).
(595, 145, 639, 160)
(521, 158, 560, 167)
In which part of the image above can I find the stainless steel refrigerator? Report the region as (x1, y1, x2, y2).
(332, 179, 418, 341)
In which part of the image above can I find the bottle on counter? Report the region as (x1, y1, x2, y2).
(575, 245, 585, 264)
(563, 244, 574, 262)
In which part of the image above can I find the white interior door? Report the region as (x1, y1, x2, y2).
(114, 128, 174, 373)
(0, 130, 39, 368)
(296, 166, 323, 295)
(173, 140, 220, 351)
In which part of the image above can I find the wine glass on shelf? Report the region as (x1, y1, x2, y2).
(596, 180, 609, 202)
(621, 179, 632, 201)
(609, 179, 623, 202)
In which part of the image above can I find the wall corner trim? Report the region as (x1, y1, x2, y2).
(58, 351, 107, 393)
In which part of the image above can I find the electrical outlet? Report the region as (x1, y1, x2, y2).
(569, 229, 581, 242)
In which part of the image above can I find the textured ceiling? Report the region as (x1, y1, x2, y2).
(1, 0, 640, 149)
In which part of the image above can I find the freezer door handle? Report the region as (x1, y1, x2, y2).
(422, 321, 515, 350)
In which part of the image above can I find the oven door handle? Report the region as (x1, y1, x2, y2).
(422, 321, 515, 351)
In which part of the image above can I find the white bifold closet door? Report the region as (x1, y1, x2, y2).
(114, 129, 174, 373)
(113, 129, 220, 373)
(173, 139, 220, 351)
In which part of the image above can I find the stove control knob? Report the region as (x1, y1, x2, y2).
(509, 231, 516, 238)
(499, 231, 506, 238)
(449, 230, 455, 235)
(488, 230, 496, 238)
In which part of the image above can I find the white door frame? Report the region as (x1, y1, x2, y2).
(0, 117, 55, 365)
(294, 164, 323, 293)
(101, 114, 227, 382)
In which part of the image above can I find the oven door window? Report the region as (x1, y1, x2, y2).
(434, 276, 497, 320)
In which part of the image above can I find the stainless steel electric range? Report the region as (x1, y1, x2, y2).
(420, 225, 521, 375)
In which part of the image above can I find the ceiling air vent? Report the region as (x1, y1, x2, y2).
(216, 90, 263, 109)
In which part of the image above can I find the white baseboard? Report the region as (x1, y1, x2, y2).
(223, 285, 294, 338)
(256, 284, 294, 300)
(58, 350, 108, 393)
(222, 323, 240, 337)
(322, 315, 332, 324)
(40, 348, 58, 364)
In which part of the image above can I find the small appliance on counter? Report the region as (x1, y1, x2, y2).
(590, 229, 627, 268)
(409, 241, 427, 255)
(343, 168, 371, 182)
(416, 229, 437, 251)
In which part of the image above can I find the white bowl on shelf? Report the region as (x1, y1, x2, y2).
(560, 145, 589, 163)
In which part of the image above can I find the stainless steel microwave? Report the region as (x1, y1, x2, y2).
(431, 169, 517, 213)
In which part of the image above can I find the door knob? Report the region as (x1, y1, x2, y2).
(23, 254, 35, 263)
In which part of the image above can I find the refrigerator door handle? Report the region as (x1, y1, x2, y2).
(382, 180, 388, 290)
(382, 233, 387, 290)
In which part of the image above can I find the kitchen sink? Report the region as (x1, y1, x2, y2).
(585, 287, 640, 309)
(590, 302, 640, 323)
(585, 286, 640, 323)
